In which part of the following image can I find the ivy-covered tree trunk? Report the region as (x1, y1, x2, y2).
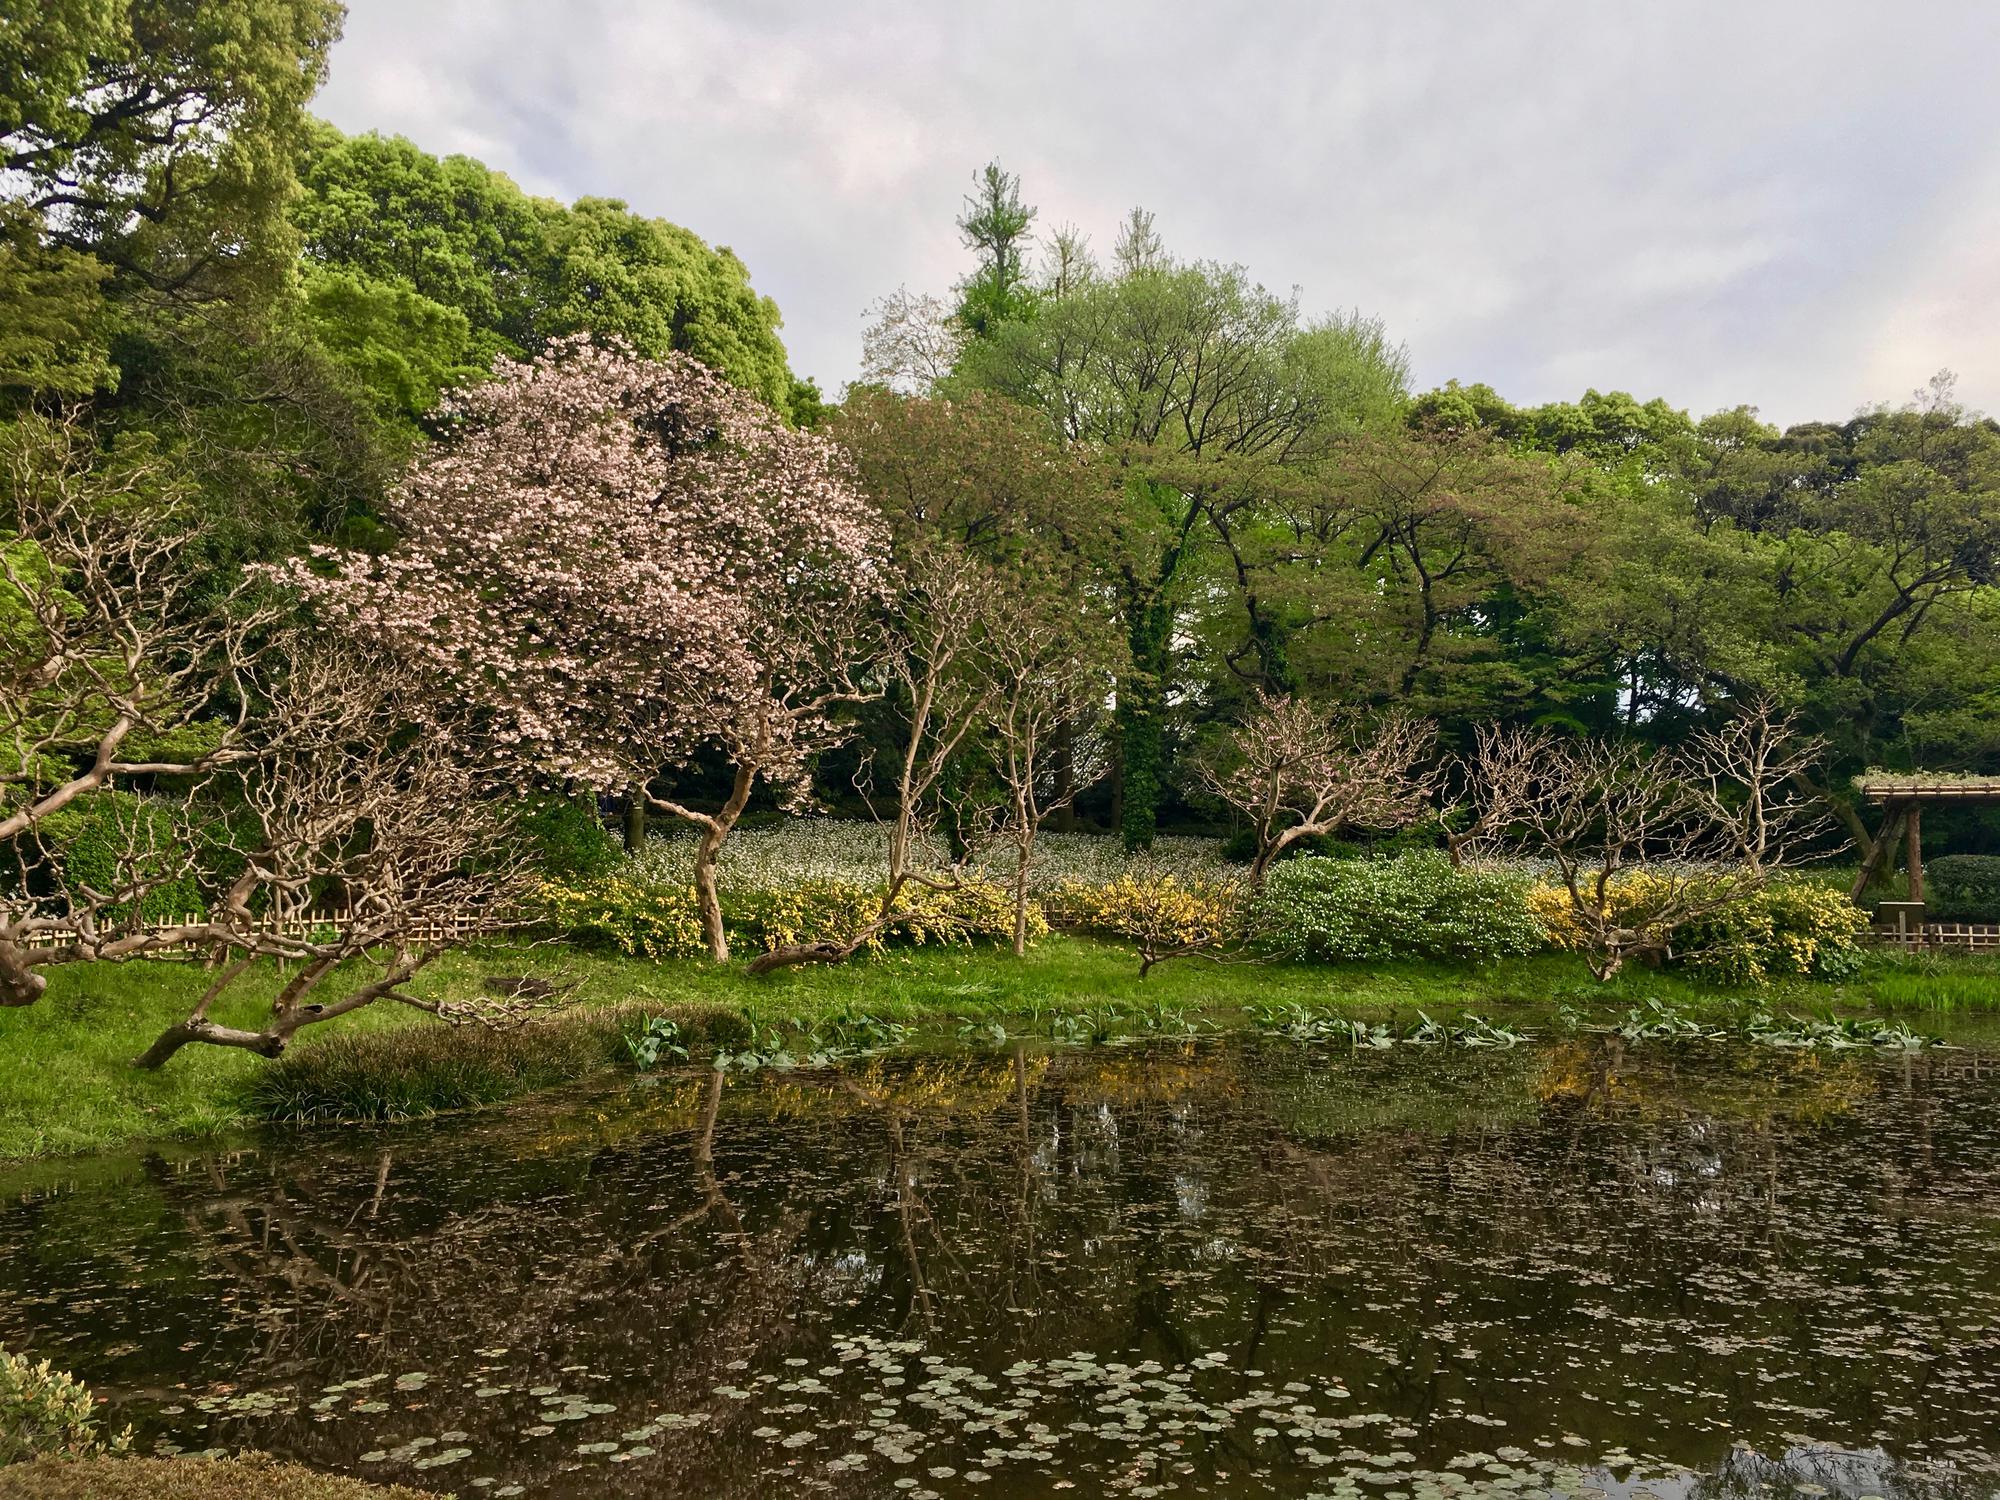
(1117, 586, 1174, 852)
(1113, 481, 1196, 853)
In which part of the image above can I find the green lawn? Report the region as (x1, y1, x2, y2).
(3, 935, 1997, 1162)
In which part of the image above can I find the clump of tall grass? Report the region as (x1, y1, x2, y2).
(245, 1003, 748, 1123)
(1845, 950, 2000, 1012)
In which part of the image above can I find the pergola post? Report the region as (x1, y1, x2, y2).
(1905, 802, 1924, 906)
(1849, 802, 1907, 901)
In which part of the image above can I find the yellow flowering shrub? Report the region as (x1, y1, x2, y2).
(1526, 874, 1867, 983)
(1045, 874, 1243, 951)
(545, 873, 1041, 960)
(1, 1348, 130, 1463)
(736, 876, 1037, 952)
(540, 876, 707, 960)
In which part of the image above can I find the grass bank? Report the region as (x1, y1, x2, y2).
(0, 1456, 433, 1500)
(3, 936, 1996, 1161)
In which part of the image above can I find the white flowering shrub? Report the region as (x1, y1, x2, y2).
(630, 819, 1228, 897)
(1252, 852, 1547, 964)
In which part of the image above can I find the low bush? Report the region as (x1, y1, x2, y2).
(541, 875, 707, 960)
(1251, 853, 1544, 964)
(1045, 873, 1244, 973)
(10, 791, 214, 923)
(1928, 854, 2000, 922)
(517, 793, 621, 879)
(0, 1455, 433, 1499)
(1528, 875, 1868, 983)
(1, 1349, 127, 1465)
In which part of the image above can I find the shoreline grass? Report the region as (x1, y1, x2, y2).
(2, 935, 1996, 1162)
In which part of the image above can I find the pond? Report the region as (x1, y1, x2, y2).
(3, 1034, 1998, 1500)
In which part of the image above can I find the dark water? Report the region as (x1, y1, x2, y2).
(3, 1037, 1999, 1500)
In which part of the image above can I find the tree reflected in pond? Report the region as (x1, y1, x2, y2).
(1, 1039, 1996, 1499)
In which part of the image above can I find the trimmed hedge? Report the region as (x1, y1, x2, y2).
(1252, 853, 1544, 964)
(1928, 855, 2000, 923)
(0, 1455, 437, 1500)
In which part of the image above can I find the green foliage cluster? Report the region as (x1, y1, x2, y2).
(0, 1348, 127, 1465)
(516, 795, 621, 881)
(293, 121, 817, 423)
(1671, 882, 1873, 985)
(19, 792, 208, 922)
(1927, 855, 2000, 922)
(1251, 853, 1546, 964)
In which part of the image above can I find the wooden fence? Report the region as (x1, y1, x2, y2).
(1872, 921, 2000, 954)
(13, 907, 499, 958)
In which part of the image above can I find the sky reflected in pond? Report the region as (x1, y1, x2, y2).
(2, 1036, 1997, 1499)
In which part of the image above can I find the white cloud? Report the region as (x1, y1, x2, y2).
(314, 0, 2000, 424)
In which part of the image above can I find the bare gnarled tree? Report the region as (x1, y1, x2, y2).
(1, 413, 275, 1006)
(131, 648, 543, 1068)
(1198, 691, 1435, 885)
(1489, 704, 1839, 979)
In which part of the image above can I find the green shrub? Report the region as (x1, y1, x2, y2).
(517, 794, 621, 879)
(0, 1454, 433, 1499)
(1252, 853, 1544, 964)
(22, 792, 209, 922)
(1928, 854, 2000, 922)
(0, 1348, 127, 1465)
(1655, 879, 1869, 984)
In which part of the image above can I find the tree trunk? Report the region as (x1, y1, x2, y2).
(132, 1017, 287, 1069)
(0, 942, 47, 1007)
(623, 780, 648, 853)
(1849, 805, 1906, 901)
(687, 764, 756, 964)
(1052, 721, 1076, 833)
(1011, 837, 1033, 957)
(745, 939, 858, 976)
(693, 849, 729, 963)
(1115, 573, 1175, 853)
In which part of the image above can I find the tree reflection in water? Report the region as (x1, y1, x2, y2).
(1, 1039, 1996, 1499)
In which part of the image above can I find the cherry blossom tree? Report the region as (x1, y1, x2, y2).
(287, 337, 889, 962)
(1198, 692, 1436, 885)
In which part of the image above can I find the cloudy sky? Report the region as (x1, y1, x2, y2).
(315, 1, 2000, 426)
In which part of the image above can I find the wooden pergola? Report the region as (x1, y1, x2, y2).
(1850, 773, 2000, 903)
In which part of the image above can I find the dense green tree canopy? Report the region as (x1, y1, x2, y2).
(1, 0, 342, 297)
(292, 123, 816, 420)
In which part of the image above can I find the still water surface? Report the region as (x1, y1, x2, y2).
(3, 1036, 1998, 1499)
